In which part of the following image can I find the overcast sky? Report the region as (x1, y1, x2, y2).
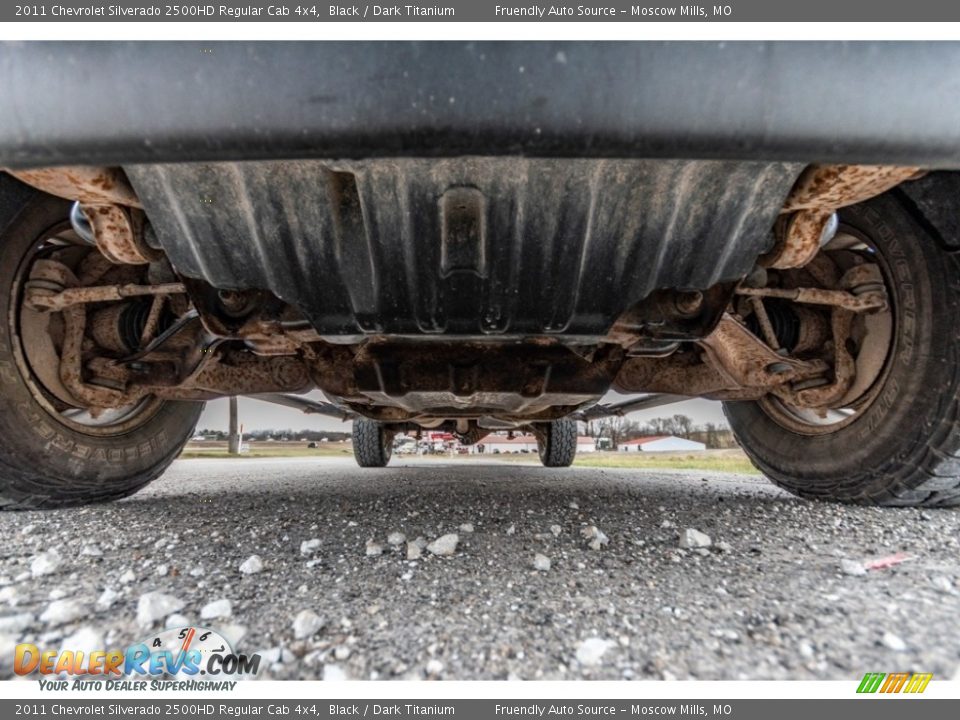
(197, 391, 728, 433)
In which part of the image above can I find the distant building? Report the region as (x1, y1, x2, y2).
(618, 435, 706, 452)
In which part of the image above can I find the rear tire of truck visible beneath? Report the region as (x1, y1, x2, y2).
(724, 194, 960, 507)
(0, 193, 203, 510)
(536, 419, 577, 467)
(352, 418, 393, 468)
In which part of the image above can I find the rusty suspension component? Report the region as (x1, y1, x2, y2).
(614, 314, 830, 401)
(6, 166, 142, 208)
(761, 164, 919, 270)
(735, 285, 886, 313)
(26, 280, 186, 312)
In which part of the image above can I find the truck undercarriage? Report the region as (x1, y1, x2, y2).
(6, 161, 908, 433)
(2, 41, 960, 507)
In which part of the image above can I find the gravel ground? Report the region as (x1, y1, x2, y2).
(1, 457, 959, 681)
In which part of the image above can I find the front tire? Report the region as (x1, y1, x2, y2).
(352, 418, 393, 467)
(0, 193, 203, 509)
(725, 194, 960, 507)
(535, 419, 577, 467)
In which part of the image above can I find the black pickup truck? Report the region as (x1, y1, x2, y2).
(1, 41, 959, 508)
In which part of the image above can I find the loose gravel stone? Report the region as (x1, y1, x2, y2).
(458, 523, 474, 533)
(96, 588, 118, 611)
(165, 613, 190, 629)
(882, 632, 907, 652)
(427, 534, 459, 556)
(533, 554, 552, 571)
(387, 532, 406, 546)
(39, 600, 86, 627)
(581, 525, 609, 550)
(201, 599, 232, 620)
(292, 610, 325, 640)
(136, 592, 184, 626)
(31, 550, 61, 578)
(0, 613, 33, 634)
(679, 528, 712, 549)
(840, 559, 867, 576)
(576, 637, 613, 666)
(365, 541, 383, 557)
(300, 539, 321, 555)
(239, 555, 264, 575)
(406, 540, 424, 560)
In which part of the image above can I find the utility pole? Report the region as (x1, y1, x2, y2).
(228, 396, 240, 454)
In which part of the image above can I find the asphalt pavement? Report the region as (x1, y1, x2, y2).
(1, 457, 959, 681)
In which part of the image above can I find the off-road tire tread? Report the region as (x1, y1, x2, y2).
(538, 419, 578, 467)
(353, 418, 391, 467)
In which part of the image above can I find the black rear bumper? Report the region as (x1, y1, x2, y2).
(2, 41, 960, 168)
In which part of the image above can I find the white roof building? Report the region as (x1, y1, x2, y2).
(618, 435, 706, 452)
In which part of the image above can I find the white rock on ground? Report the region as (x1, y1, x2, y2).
(137, 592, 184, 626)
(426, 658, 445, 675)
(239, 555, 263, 575)
(580, 526, 609, 550)
(550, 525, 562, 536)
(387, 532, 406, 546)
(292, 610, 326, 640)
(365, 541, 383, 557)
(505, 524, 516, 535)
(406, 538, 426, 560)
(96, 588, 119, 611)
(679, 528, 712, 549)
(575, 637, 613, 666)
(931, 576, 956, 594)
(882, 632, 907, 652)
(165, 613, 190, 629)
(31, 550, 62, 578)
(533, 554, 552, 571)
(40, 600, 87, 627)
(840, 559, 867, 576)
(201, 599, 232, 620)
(219, 623, 248, 648)
(80, 545, 103, 558)
(427, 534, 459, 556)
(0, 613, 33, 634)
(458, 523, 474, 533)
(323, 664, 347, 681)
(62, 626, 103, 655)
(300, 538, 321, 555)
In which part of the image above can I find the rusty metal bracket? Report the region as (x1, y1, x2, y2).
(775, 308, 857, 409)
(5, 166, 143, 208)
(26, 281, 186, 313)
(80, 204, 161, 265)
(762, 164, 920, 270)
(735, 285, 886, 313)
(697, 314, 827, 390)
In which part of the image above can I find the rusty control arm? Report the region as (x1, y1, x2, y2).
(576, 393, 688, 421)
(252, 392, 354, 421)
(25, 281, 187, 312)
